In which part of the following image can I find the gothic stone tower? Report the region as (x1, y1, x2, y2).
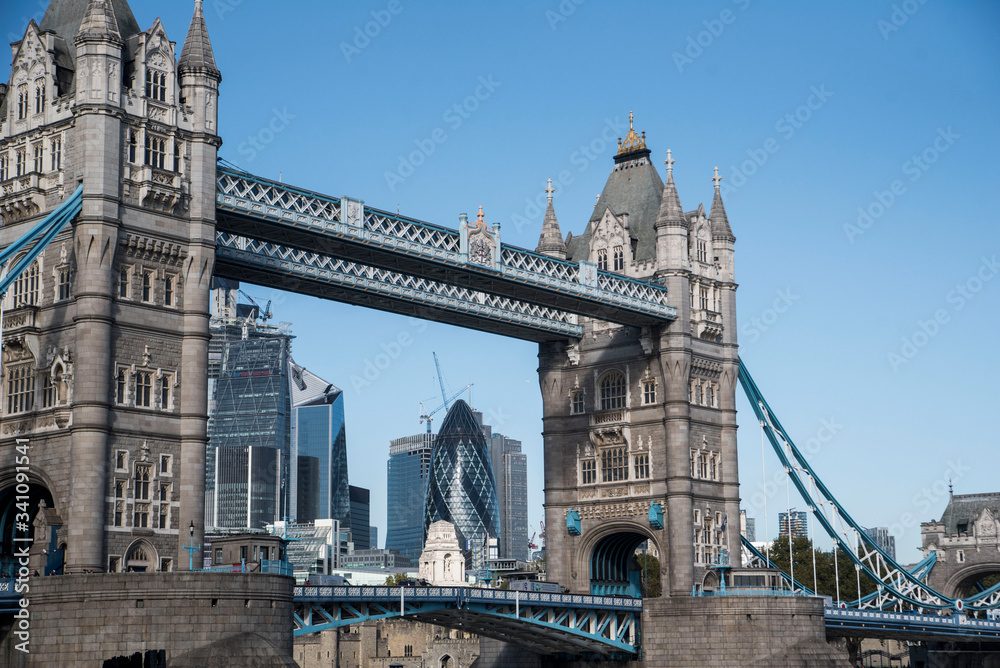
(0, 0, 219, 573)
(537, 117, 740, 596)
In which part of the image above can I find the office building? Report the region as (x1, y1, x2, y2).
(423, 400, 501, 555)
(270, 519, 352, 574)
(349, 486, 371, 551)
(488, 431, 529, 561)
(339, 548, 412, 570)
(778, 510, 809, 540)
(864, 526, 896, 561)
(385, 432, 434, 560)
(289, 363, 350, 527)
(740, 510, 757, 542)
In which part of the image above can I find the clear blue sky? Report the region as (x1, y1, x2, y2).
(5, 0, 998, 562)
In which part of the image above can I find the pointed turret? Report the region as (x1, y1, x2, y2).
(655, 149, 685, 227)
(536, 179, 568, 260)
(179, 0, 220, 77)
(709, 166, 734, 242)
(76, 0, 122, 43)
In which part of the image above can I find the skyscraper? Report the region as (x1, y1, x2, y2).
(778, 510, 809, 540)
(740, 510, 757, 542)
(385, 432, 434, 560)
(289, 363, 350, 527)
(349, 486, 371, 551)
(489, 432, 529, 561)
(423, 400, 501, 555)
(864, 526, 896, 560)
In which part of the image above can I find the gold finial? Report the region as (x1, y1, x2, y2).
(712, 166, 722, 190)
(664, 149, 675, 173)
(477, 205, 485, 223)
(545, 178, 555, 203)
(617, 111, 648, 155)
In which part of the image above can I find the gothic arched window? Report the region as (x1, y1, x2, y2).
(599, 371, 626, 411)
(597, 248, 608, 271)
(10, 257, 40, 308)
(613, 245, 624, 271)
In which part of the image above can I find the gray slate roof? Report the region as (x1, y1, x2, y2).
(39, 0, 140, 60)
(565, 150, 665, 263)
(536, 200, 567, 258)
(709, 187, 734, 241)
(179, 0, 219, 74)
(939, 493, 1000, 535)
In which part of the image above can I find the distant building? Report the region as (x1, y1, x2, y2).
(385, 432, 434, 561)
(778, 510, 808, 539)
(740, 510, 757, 542)
(864, 526, 896, 560)
(289, 364, 351, 528)
(371, 526, 378, 550)
(487, 428, 529, 562)
(921, 491, 1000, 599)
(420, 520, 467, 586)
(423, 401, 501, 558)
(339, 548, 411, 570)
(349, 485, 371, 551)
(270, 519, 352, 574)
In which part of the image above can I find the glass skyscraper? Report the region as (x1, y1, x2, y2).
(290, 363, 351, 529)
(489, 432, 529, 561)
(349, 486, 371, 551)
(423, 400, 500, 554)
(385, 432, 434, 561)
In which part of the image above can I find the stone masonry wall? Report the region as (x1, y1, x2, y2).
(5, 572, 294, 667)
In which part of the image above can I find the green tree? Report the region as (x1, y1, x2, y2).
(384, 572, 407, 586)
(635, 552, 662, 598)
(765, 535, 878, 602)
(981, 573, 1000, 589)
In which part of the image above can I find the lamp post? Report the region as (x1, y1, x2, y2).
(183, 520, 201, 571)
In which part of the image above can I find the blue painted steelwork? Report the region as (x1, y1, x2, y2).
(738, 358, 1000, 613)
(648, 503, 664, 530)
(293, 585, 641, 656)
(566, 509, 581, 536)
(825, 606, 1000, 641)
(590, 532, 647, 598)
(215, 167, 675, 328)
(740, 536, 815, 596)
(0, 185, 83, 295)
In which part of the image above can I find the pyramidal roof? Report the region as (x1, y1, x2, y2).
(289, 359, 342, 408)
(39, 0, 140, 57)
(655, 150, 685, 227)
(709, 168, 735, 241)
(535, 179, 567, 258)
(566, 114, 664, 263)
(179, 0, 219, 74)
(939, 492, 1000, 536)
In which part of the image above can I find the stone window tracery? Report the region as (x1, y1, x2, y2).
(50, 137, 61, 170)
(597, 248, 608, 271)
(10, 257, 39, 307)
(599, 371, 626, 411)
(34, 81, 45, 115)
(601, 446, 628, 482)
(571, 389, 584, 414)
(581, 459, 597, 485)
(145, 69, 166, 102)
(5, 364, 34, 414)
(613, 245, 624, 271)
(633, 453, 649, 480)
(145, 135, 166, 169)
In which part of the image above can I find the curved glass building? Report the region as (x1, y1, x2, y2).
(423, 400, 501, 553)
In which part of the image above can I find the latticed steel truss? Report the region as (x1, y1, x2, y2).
(738, 358, 1000, 613)
(215, 167, 675, 327)
(215, 233, 582, 341)
(293, 585, 642, 656)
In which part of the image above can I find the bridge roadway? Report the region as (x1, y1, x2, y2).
(214, 166, 676, 341)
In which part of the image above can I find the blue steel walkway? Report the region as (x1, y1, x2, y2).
(293, 585, 642, 656)
(825, 606, 1000, 641)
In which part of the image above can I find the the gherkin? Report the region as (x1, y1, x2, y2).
(423, 400, 500, 553)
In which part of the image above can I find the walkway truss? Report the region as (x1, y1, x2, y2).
(215, 166, 675, 341)
(738, 358, 1000, 614)
(293, 585, 642, 657)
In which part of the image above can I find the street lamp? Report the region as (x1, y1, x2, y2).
(183, 520, 200, 571)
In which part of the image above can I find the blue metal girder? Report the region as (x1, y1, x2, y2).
(215, 233, 582, 342)
(216, 167, 675, 328)
(825, 607, 1000, 641)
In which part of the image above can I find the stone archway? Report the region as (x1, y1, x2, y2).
(439, 654, 452, 668)
(946, 564, 1000, 601)
(124, 539, 158, 573)
(0, 480, 58, 576)
(588, 530, 652, 597)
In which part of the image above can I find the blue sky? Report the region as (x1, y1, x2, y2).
(5, 0, 998, 562)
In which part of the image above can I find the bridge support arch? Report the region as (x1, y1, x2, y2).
(577, 522, 661, 597)
(0, 469, 63, 577)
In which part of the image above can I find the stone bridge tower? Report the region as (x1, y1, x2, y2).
(0, 0, 219, 573)
(537, 117, 741, 597)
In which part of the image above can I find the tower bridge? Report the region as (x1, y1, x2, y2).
(0, 0, 997, 665)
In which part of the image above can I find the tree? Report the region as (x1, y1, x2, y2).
(384, 572, 407, 586)
(635, 552, 662, 598)
(764, 535, 878, 603)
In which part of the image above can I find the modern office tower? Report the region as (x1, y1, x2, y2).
(289, 363, 350, 527)
(208, 326, 293, 529)
(864, 526, 896, 560)
(349, 486, 371, 551)
(778, 510, 809, 540)
(371, 526, 378, 550)
(271, 520, 352, 573)
(385, 432, 435, 561)
(423, 400, 501, 555)
(740, 510, 757, 542)
(488, 432, 529, 561)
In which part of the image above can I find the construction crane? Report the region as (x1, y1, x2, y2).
(528, 532, 538, 550)
(238, 289, 273, 322)
(419, 384, 473, 434)
(432, 352, 454, 411)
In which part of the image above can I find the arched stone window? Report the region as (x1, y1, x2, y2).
(9, 257, 40, 308)
(599, 371, 626, 411)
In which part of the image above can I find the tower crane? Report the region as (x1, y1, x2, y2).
(432, 352, 454, 410)
(419, 384, 473, 433)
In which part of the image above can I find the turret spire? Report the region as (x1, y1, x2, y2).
(179, 0, 220, 76)
(76, 0, 121, 42)
(536, 178, 568, 260)
(654, 149, 684, 227)
(709, 166, 734, 241)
